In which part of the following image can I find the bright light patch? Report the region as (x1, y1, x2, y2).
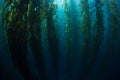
(54, 0, 64, 6)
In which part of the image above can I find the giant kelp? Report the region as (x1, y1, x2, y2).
(27, 0, 48, 79)
(109, 0, 120, 37)
(108, 0, 120, 52)
(78, 0, 92, 77)
(99, 1, 120, 74)
(87, 0, 104, 73)
(45, 0, 60, 79)
(1, 0, 120, 80)
(1, 0, 35, 79)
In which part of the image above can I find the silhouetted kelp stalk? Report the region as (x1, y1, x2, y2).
(44, 0, 60, 79)
(105, 0, 120, 53)
(109, 0, 120, 42)
(2, 0, 35, 79)
(78, 0, 92, 77)
(27, 0, 48, 79)
(93, 0, 104, 54)
(1, 0, 10, 52)
(87, 0, 104, 73)
(1, 0, 20, 51)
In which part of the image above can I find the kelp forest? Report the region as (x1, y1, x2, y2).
(0, 0, 120, 80)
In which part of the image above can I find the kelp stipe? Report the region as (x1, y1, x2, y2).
(1, 0, 35, 79)
(87, 0, 104, 73)
(107, 0, 120, 53)
(45, 0, 60, 79)
(0, 0, 120, 80)
(109, 0, 120, 38)
(27, 0, 48, 79)
(78, 0, 92, 78)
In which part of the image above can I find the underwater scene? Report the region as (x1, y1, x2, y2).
(0, 0, 120, 80)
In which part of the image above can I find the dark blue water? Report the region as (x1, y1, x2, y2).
(0, 0, 120, 80)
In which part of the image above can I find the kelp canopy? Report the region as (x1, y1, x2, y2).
(0, 0, 120, 80)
